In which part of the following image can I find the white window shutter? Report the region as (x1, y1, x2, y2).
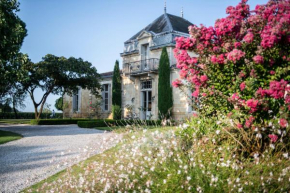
(101, 85, 105, 111)
(72, 94, 76, 111)
(108, 84, 111, 111)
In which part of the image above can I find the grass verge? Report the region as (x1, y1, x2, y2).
(0, 119, 31, 124)
(0, 130, 23, 144)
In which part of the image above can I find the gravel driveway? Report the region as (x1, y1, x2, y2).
(0, 124, 121, 193)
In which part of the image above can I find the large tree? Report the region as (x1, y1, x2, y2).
(21, 54, 101, 119)
(0, 0, 27, 98)
(112, 60, 122, 119)
(158, 47, 173, 119)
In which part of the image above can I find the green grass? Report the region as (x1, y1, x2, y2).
(0, 130, 23, 144)
(0, 119, 31, 124)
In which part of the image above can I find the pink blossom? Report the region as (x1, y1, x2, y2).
(172, 79, 182, 88)
(240, 82, 246, 91)
(211, 55, 217, 63)
(231, 93, 240, 100)
(268, 134, 278, 143)
(237, 123, 243, 129)
(267, 79, 288, 99)
(179, 70, 187, 79)
(256, 88, 267, 97)
(279, 118, 288, 128)
(227, 49, 245, 63)
(192, 88, 200, 98)
(200, 75, 208, 82)
(202, 93, 207, 97)
(245, 116, 255, 128)
(213, 46, 221, 53)
(253, 55, 264, 64)
(211, 54, 225, 64)
(246, 99, 259, 113)
(238, 71, 246, 78)
(270, 71, 275, 75)
(234, 42, 241, 48)
(243, 32, 254, 43)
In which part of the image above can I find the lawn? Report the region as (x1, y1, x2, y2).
(24, 125, 290, 192)
(0, 119, 31, 124)
(0, 130, 23, 144)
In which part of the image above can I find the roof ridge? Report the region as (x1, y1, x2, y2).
(164, 13, 173, 31)
(167, 13, 192, 24)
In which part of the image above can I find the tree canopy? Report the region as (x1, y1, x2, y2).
(0, 0, 27, 98)
(21, 54, 101, 119)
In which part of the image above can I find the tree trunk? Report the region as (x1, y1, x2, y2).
(29, 89, 51, 120)
(37, 94, 49, 119)
(13, 106, 18, 119)
(34, 105, 39, 119)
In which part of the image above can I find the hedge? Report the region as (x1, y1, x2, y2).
(0, 112, 63, 119)
(77, 119, 162, 128)
(77, 120, 116, 128)
(30, 119, 93, 125)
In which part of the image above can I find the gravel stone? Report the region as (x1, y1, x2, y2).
(0, 124, 121, 193)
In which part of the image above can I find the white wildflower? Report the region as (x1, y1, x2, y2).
(256, 133, 262, 139)
(253, 153, 259, 159)
(182, 123, 189, 128)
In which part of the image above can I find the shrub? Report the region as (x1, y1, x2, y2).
(0, 112, 63, 119)
(173, 0, 290, 154)
(77, 120, 115, 128)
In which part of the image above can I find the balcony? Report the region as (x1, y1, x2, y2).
(123, 58, 159, 75)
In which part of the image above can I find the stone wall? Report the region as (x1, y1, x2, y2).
(63, 79, 113, 119)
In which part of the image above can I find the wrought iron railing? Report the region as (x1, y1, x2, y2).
(123, 58, 159, 74)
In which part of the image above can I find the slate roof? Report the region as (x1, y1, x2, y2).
(100, 70, 122, 79)
(125, 13, 193, 43)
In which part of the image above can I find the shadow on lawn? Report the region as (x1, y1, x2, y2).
(0, 124, 107, 137)
(0, 144, 76, 175)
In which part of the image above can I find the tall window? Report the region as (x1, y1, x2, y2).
(72, 88, 80, 112)
(141, 80, 152, 89)
(102, 84, 111, 111)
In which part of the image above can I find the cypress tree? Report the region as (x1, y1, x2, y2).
(158, 47, 173, 119)
(112, 60, 122, 119)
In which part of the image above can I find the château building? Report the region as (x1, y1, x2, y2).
(63, 8, 196, 120)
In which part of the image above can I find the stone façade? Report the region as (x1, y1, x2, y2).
(63, 11, 197, 120)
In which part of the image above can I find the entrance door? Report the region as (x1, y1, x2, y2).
(141, 80, 152, 120)
(141, 90, 152, 120)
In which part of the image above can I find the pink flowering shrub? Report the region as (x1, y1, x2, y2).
(173, 0, 290, 152)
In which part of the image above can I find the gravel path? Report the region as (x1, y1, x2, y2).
(0, 124, 121, 193)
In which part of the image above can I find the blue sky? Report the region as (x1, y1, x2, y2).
(18, 0, 268, 112)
